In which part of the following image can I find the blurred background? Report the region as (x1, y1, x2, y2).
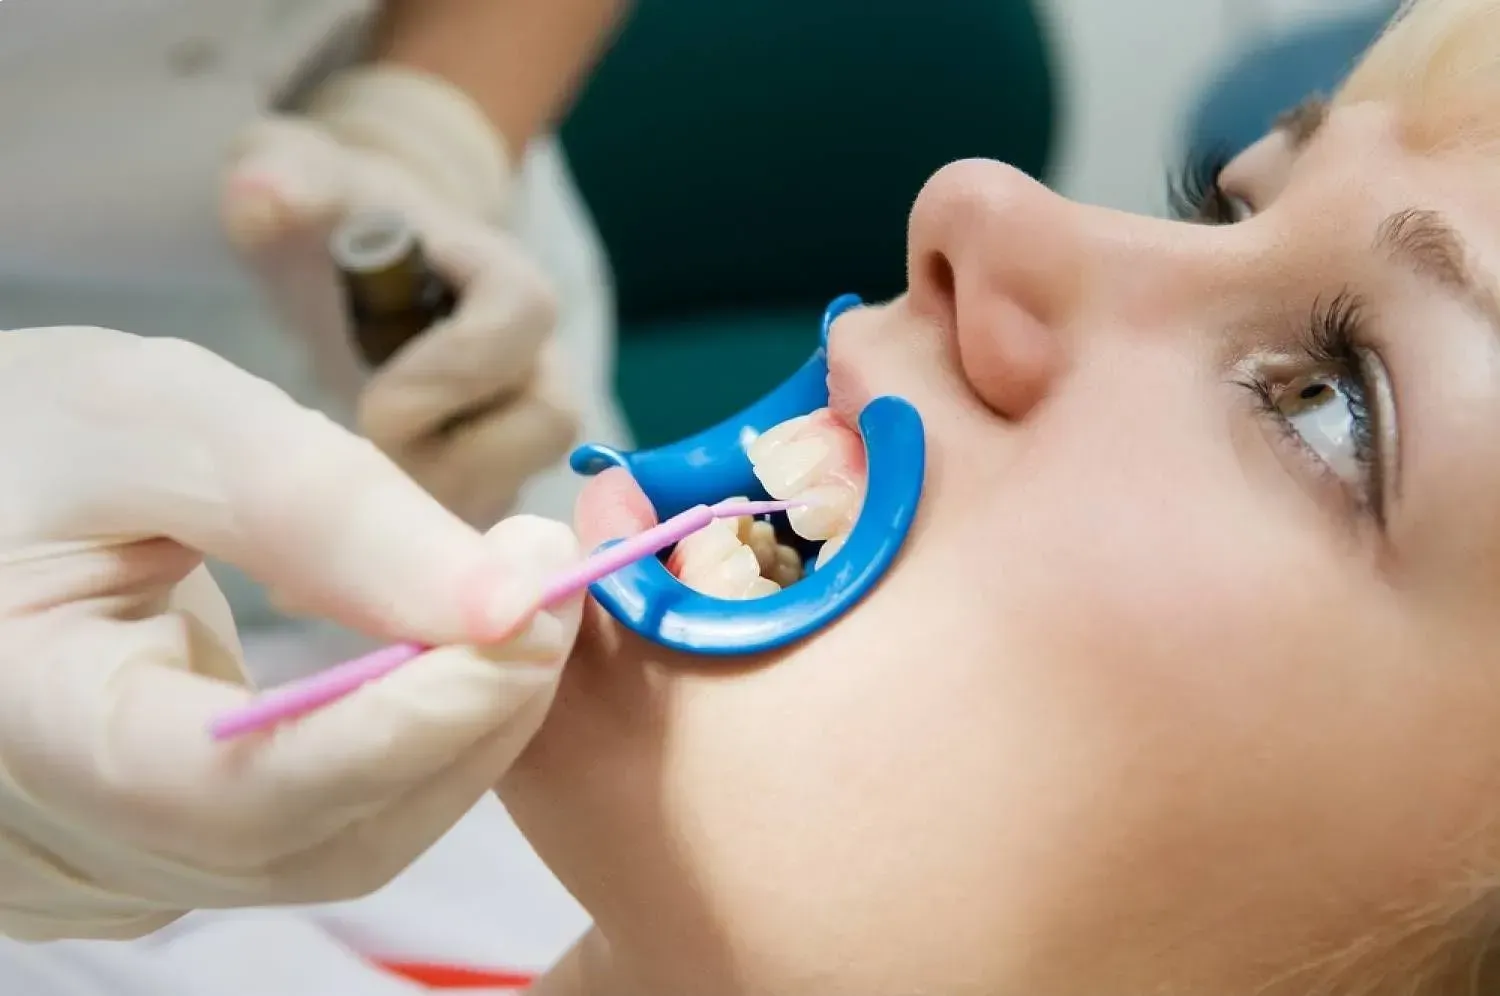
(1044, 0, 1393, 211)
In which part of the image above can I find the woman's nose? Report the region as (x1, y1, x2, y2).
(907, 159, 1089, 421)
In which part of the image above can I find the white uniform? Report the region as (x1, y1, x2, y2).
(0, 0, 612, 989)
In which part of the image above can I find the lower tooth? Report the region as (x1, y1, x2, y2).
(669, 516, 745, 572)
(768, 546, 804, 588)
(683, 545, 768, 600)
(744, 520, 783, 575)
(814, 531, 849, 570)
(743, 576, 781, 599)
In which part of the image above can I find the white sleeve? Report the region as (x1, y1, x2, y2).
(0, 920, 423, 996)
(255, 0, 378, 110)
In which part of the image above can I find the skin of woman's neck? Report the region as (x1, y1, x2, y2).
(526, 929, 1489, 996)
(527, 932, 623, 996)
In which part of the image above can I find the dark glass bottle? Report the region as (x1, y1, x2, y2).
(330, 210, 457, 367)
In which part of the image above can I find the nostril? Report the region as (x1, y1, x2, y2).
(918, 250, 957, 331)
(926, 251, 955, 302)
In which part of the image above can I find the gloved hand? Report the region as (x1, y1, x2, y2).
(222, 66, 578, 529)
(0, 326, 584, 942)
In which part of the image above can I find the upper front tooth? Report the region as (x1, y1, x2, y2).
(752, 437, 830, 497)
(748, 416, 810, 464)
(787, 483, 858, 540)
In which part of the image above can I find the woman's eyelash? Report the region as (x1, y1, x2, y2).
(1305, 293, 1377, 490)
(1301, 290, 1365, 367)
(1167, 150, 1235, 224)
(1238, 291, 1368, 403)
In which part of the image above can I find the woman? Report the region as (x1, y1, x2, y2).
(504, 1, 1500, 992)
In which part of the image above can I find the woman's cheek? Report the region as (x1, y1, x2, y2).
(946, 448, 1328, 716)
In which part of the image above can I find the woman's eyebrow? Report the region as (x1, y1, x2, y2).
(1273, 97, 1330, 150)
(1376, 207, 1500, 333)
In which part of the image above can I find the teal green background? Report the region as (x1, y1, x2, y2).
(560, 0, 1058, 446)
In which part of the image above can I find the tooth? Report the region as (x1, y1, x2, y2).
(814, 531, 849, 570)
(667, 517, 743, 577)
(730, 518, 756, 545)
(744, 520, 782, 574)
(743, 576, 782, 599)
(680, 544, 765, 599)
(748, 416, 810, 464)
(689, 518, 748, 563)
(752, 437, 830, 498)
(678, 569, 744, 599)
(769, 545, 804, 587)
(786, 484, 858, 540)
(710, 496, 757, 546)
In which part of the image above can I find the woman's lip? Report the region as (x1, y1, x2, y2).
(575, 467, 659, 549)
(824, 320, 875, 432)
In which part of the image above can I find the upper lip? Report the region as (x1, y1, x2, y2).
(823, 319, 873, 432)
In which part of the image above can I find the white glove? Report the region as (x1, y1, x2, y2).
(222, 67, 579, 528)
(0, 327, 584, 942)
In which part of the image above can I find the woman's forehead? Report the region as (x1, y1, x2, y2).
(1262, 103, 1497, 226)
(1307, 106, 1500, 270)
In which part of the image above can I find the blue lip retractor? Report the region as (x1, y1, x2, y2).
(568, 294, 926, 655)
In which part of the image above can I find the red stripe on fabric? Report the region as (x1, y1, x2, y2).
(371, 958, 536, 989)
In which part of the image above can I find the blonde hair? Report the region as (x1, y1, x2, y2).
(1337, 0, 1500, 154)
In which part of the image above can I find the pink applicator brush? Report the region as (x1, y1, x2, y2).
(207, 498, 803, 741)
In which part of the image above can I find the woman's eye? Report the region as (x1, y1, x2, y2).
(1273, 371, 1365, 486)
(1167, 155, 1255, 224)
(1250, 293, 1391, 525)
(1219, 193, 1254, 224)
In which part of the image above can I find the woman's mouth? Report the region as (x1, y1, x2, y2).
(568, 294, 924, 657)
(666, 409, 869, 598)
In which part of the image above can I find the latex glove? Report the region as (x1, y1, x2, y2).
(0, 327, 584, 942)
(222, 67, 579, 528)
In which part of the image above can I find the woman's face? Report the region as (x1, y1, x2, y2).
(503, 102, 1500, 995)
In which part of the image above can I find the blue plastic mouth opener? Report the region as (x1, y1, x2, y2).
(207, 296, 926, 741)
(568, 294, 926, 655)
